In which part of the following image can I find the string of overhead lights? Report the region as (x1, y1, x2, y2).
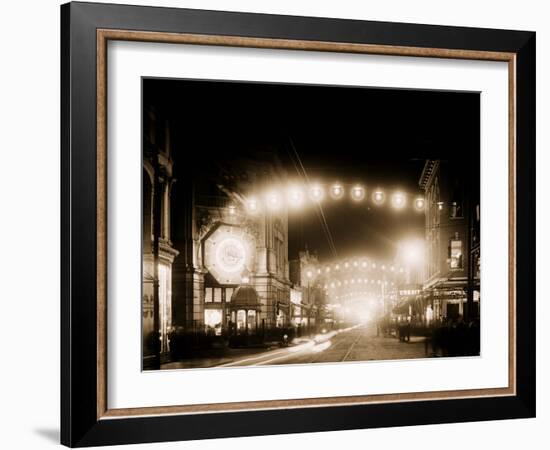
(235, 182, 427, 215)
(302, 258, 408, 296)
(334, 291, 391, 300)
(324, 278, 396, 289)
(304, 260, 407, 279)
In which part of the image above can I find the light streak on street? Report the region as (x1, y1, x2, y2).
(214, 324, 426, 368)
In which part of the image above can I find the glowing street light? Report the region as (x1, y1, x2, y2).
(399, 239, 425, 266)
(287, 186, 304, 208)
(330, 183, 344, 199)
(266, 191, 281, 210)
(391, 192, 406, 209)
(372, 189, 385, 205)
(414, 197, 425, 211)
(310, 184, 324, 202)
(246, 197, 259, 214)
(351, 185, 366, 201)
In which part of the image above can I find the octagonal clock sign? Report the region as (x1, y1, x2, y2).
(203, 224, 255, 285)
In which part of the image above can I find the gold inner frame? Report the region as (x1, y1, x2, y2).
(96, 28, 517, 420)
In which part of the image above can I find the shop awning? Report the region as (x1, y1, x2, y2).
(230, 286, 262, 310)
(392, 296, 423, 315)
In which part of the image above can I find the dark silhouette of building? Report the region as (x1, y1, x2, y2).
(142, 106, 179, 366)
(419, 159, 480, 322)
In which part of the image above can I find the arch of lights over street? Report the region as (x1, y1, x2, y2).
(302, 257, 408, 318)
(226, 180, 426, 322)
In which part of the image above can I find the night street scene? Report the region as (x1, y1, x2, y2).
(142, 78, 481, 371)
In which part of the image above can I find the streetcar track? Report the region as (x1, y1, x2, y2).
(341, 329, 364, 362)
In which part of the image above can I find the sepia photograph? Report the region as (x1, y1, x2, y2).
(141, 78, 481, 371)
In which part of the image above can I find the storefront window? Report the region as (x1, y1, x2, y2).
(276, 309, 285, 328)
(159, 264, 171, 352)
(450, 239, 463, 269)
(236, 310, 246, 330)
(426, 305, 434, 325)
(247, 310, 256, 331)
(213, 287, 222, 302)
(204, 309, 223, 336)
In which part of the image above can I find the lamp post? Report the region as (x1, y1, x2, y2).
(381, 273, 387, 316)
(306, 269, 313, 333)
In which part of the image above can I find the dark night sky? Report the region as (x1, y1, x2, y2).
(144, 78, 479, 264)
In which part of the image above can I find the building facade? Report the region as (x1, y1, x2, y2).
(142, 109, 297, 366)
(419, 159, 480, 322)
(289, 250, 325, 331)
(142, 106, 179, 363)
(168, 148, 293, 344)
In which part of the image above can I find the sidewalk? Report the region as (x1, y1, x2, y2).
(160, 327, 359, 369)
(160, 342, 286, 370)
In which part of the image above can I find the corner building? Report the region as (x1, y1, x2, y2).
(170, 146, 292, 339)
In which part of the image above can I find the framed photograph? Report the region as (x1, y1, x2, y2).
(61, 1, 536, 447)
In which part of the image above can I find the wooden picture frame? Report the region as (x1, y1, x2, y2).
(61, 1, 535, 447)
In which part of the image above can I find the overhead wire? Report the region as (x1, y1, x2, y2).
(286, 136, 339, 258)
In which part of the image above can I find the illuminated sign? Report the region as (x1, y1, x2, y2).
(215, 237, 246, 273)
(204, 225, 254, 285)
(290, 288, 302, 305)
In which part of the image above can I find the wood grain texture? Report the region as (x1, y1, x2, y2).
(97, 29, 108, 419)
(98, 29, 515, 61)
(508, 56, 517, 394)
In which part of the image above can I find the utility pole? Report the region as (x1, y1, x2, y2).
(382, 273, 386, 316)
